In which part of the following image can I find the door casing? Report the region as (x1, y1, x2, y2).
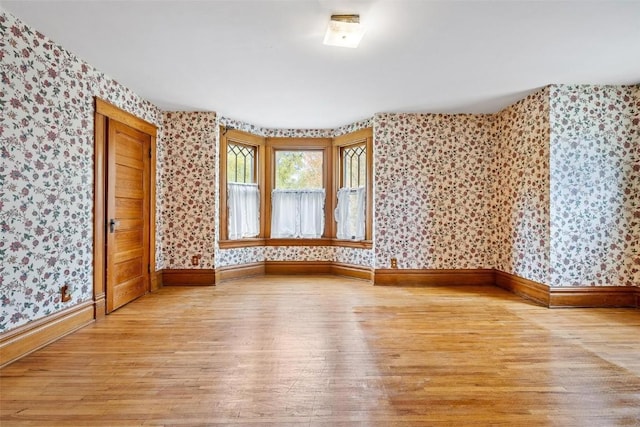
(93, 98, 158, 319)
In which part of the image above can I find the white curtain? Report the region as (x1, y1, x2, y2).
(334, 187, 366, 240)
(271, 189, 325, 238)
(227, 183, 259, 239)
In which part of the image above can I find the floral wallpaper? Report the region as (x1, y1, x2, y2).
(152, 88, 640, 285)
(215, 246, 374, 267)
(334, 118, 374, 137)
(216, 246, 265, 267)
(218, 116, 335, 138)
(265, 246, 334, 261)
(371, 85, 637, 289)
(549, 85, 639, 287)
(491, 88, 551, 284)
(161, 112, 217, 269)
(373, 113, 495, 270)
(334, 246, 374, 267)
(0, 10, 161, 333)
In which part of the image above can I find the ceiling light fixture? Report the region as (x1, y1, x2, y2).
(323, 14, 365, 48)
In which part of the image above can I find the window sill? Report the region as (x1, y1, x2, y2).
(332, 239, 373, 249)
(218, 238, 266, 249)
(219, 238, 372, 249)
(266, 238, 333, 247)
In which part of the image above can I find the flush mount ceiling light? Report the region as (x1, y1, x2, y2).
(323, 14, 366, 48)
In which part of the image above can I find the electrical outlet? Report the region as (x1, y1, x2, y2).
(60, 284, 71, 302)
(191, 255, 199, 266)
(390, 258, 398, 269)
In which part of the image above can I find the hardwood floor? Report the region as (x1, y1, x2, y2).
(1, 275, 639, 426)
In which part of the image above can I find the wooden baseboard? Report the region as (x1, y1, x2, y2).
(167, 264, 640, 308)
(0, 301, 94, 368)
(548, 286, 638, 308)
(332, 263, 373, 281)
(374, 269, 495, 287)
(495, 271, 639, 308)
(94, 293, 106, 321)
(161, 269, 216, 286)
(494, 270, 550, 306)
(150, 270, 162, 291)
(215, 262, 372, 282)
(216, 263, 265, 282)
(265, 261, 333, 275)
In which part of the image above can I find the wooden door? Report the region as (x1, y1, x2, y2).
(106, 120, 151, 313)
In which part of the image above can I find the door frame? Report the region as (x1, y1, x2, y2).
(93, 98, 158, 319)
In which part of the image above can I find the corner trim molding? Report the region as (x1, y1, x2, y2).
(215, 263, 265, 282)
(161, 269, 216, 286)
(494, 270, 638, 308)
(374, 269, 638, 308)
(332, 263, 374, 281)
(374, 269, 495, 287)
(0, 301, 94, 368)
(494, 270, 550, 306)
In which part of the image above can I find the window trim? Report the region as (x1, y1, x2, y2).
(265, 137, 333, 239)
(219, 127, 266, 246)
(218, 127, 373, 249)
(332, 128, 373, 244)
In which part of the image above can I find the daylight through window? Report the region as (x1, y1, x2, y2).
(218, 127, 372, 248)
(271, 149, 326, 238)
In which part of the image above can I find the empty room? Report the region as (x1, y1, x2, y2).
(1, 0, 639, 425)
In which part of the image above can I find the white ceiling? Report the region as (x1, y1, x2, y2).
(2, 0, 639, 129)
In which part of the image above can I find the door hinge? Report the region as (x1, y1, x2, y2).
(148, 148, 152, 158)
(148, 264, 151, 274)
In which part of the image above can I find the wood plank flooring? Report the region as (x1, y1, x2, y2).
(1, 275, 639, 426)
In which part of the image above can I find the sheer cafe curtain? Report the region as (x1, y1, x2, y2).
(227, 183, 260, 239)
(334, 187, 365, 240)
(271, 189, 325, 238)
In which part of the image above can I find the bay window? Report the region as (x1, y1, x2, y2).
(219, 126, 372, 248)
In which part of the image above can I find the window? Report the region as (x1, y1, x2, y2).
(271, 150, 326, 238)
(342, 144, 367, 188)
(274, 151, 323, 189)
(227, 143, 255, 184)
(219, 128, 265, 245)
(226, 143, 259, 239)
(335, 143, 367, 240)
(265, 139, 332, 240)
(333, 128, 373, 244)
(218, 127, 372, 248)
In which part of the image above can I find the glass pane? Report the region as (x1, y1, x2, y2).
(275, 151, 323, 189)
(347, 192, 362, 238)
(227, 143, 255, 183)
(342, 144, 366, 188)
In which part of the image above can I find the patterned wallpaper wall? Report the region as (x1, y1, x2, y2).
(373, 113, 495, 270)
(549, 85, 640, 287)
(161, 112, 217, 269)
(0, 10, 162, 332)
(177, 88, 638, 289)
(491, 88, 551, 284)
